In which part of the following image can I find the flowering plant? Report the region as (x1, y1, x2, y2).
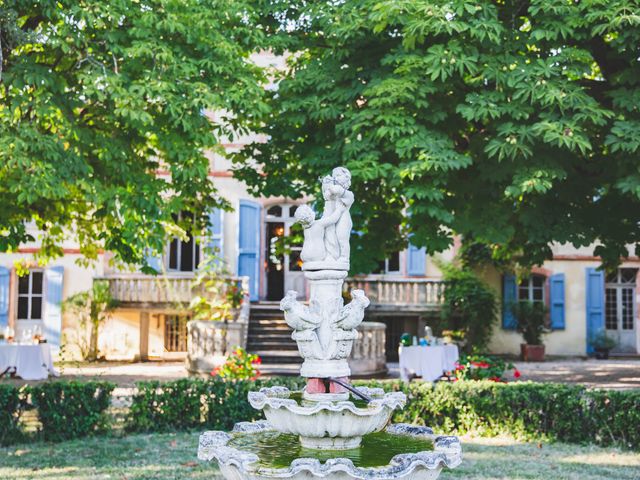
(212, 347, 261, 380)
(454, 354, 520, 382)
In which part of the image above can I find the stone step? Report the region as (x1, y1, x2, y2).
(246, 333, 293, 341)
(248, 350, 304, 364)
(246, 342, 298, 351)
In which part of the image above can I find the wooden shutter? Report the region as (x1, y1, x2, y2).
(207, 208, 224, 260)
(407, 241, 426, 276)
(44, 266, 64, 349)
(549, 273, 565, 329)
(238, 200, 261, 301)
(585, 267, 605, 355)
(502, 274, 517, 329)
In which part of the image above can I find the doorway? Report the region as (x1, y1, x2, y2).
(605, 268, 638, 354)
(265, 204, 305, 301)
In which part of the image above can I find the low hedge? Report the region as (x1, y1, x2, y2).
(396, 381, 640, 449)
(0, 384, 24, 445)
(29, 381, 115, 441)
(126, 377, 305, 433)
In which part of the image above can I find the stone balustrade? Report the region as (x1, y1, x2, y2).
(348, 321, 387, 376)
(344, 277, 445, 313)
(98, 274, 250, 307)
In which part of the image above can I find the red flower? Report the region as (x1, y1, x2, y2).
(514, 369, 521, 379)
(252, 356, 262, 365)
(489, 376, 501, 382)
(471, 361, 490, 368)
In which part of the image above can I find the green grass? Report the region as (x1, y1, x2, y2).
(1, 432, 638, 480)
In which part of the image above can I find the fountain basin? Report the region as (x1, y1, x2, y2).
(248, 386, 406, 449)
(198, 420, 461, 480)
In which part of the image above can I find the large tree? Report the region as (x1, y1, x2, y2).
(234, 0, 640, 272)
(0, 1, 267, 270)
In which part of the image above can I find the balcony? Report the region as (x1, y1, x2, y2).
(344, 276, 445, 314)
(98, 274, 249, 309)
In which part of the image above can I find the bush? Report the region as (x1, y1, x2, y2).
(511, 300, 547, 345)
(439, 263, 498, 352)
(454, 353, 519, 382)
(29, 381, 115, 442)
(396, 381, 640, 450)
(0, 384, 24, 445)
(126, 376, 305, 433)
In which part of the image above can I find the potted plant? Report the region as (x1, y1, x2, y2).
(511, 301, 547, 362)
(592, 330, 616, 359)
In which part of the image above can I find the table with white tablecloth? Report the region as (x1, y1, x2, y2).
(0, 343, 59, 380)
(399, 344, 460, 382)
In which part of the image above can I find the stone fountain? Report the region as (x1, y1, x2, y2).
(198, 167, 462, 479)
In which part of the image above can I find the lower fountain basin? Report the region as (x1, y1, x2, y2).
(198, 421, 462, 480)
(248, 386, 406, 449)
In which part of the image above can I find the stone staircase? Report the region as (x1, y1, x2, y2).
(246, 302, 302, 372)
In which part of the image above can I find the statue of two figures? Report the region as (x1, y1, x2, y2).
(279, 167, 370, 397)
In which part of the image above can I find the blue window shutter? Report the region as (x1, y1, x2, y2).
(502, 274, 517, 329)
(208, 208, 224, 259)
(0, 266, 9, 329)
(407, 241, 426, 276)
(144, 249, 163, 273)
(586, 267, 605, 355)
(44, 266, 64, 349)
(238, 200, 261, 301)
(549, 273, 565, 330)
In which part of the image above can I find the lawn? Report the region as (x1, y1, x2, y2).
(1, 433, 638, 480)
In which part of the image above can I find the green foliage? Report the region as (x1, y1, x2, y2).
(454, 354, 518, 382)
(212, 347, 261, 380)
(62, 280, 118, 361)
(235, 0, 640, 271)
(397, 381, 640, 450)
(592, 329, 617, 350)
(28, 381, 115, 442)
(0, 1, 267, 268)
(440, 263, 497, 352)
(0, 384, 24, 445)
(125, 377, 305, 433)
(190, 255, 246, 321)
(511, 301, 548, 345)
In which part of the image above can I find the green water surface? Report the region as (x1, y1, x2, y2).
(227, 431, 433, 469)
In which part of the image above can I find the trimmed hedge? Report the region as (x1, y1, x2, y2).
(125, 377, 305, 433)
(396, 381, 640, 449)
(0, 384, 24, 445)
(29, 381, 115, 441)
(1, 378, 638, 450)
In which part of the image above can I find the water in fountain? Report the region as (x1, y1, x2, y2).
(198, 167, 462, 480)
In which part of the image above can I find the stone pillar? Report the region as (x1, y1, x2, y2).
(349, 322, 387, 376)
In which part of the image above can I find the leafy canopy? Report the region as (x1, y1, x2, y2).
(234, 0, 640, 271)
(0, 1, 267, 270)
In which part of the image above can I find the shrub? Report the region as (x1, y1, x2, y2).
(212, 347, 261, 380)
(396, 381, 640, 450)
(126, 376, 305, 433)
(29, 381, 115, 442)
(439, 263, 498, 353)
(454, 354, 519, 382)
(511, 300, 547, 345)
(0, 384, 24, 445)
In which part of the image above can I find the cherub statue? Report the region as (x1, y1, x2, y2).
(335, 289, 370, 330)
(294, 203, 346, 263)
(321, 167, 354, 263)
(280, 290, 320, 330)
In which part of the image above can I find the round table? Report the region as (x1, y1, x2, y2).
(399, 344, 460, 382)
(0, 343, 59, 380)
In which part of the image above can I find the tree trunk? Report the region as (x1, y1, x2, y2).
(88, 315, 99, 362)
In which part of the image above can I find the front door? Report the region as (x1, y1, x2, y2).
(605, 268, 638, 353)
(265, 204, 305, 301)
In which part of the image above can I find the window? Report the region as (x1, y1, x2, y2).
(372, 251, 401, 275)
(605, 268, 637, 332)
(518, 275, 545, 303)
(17, 271, 44, 320)
(167, 212, 200, 272)
(164, 315, 189, 352)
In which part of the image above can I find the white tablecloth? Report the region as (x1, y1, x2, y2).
(399, 344, 460, 382)
(0, 344, 59, 380)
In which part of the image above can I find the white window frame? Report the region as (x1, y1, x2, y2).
(518, 275, 545, 303)
(166, 213, 200, 273)
(605, 268, 637, 332)
(17, 270, 45, 321)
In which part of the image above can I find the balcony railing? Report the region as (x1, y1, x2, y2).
(344, 276, 445, 313)
(97, 274, 250, 307)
